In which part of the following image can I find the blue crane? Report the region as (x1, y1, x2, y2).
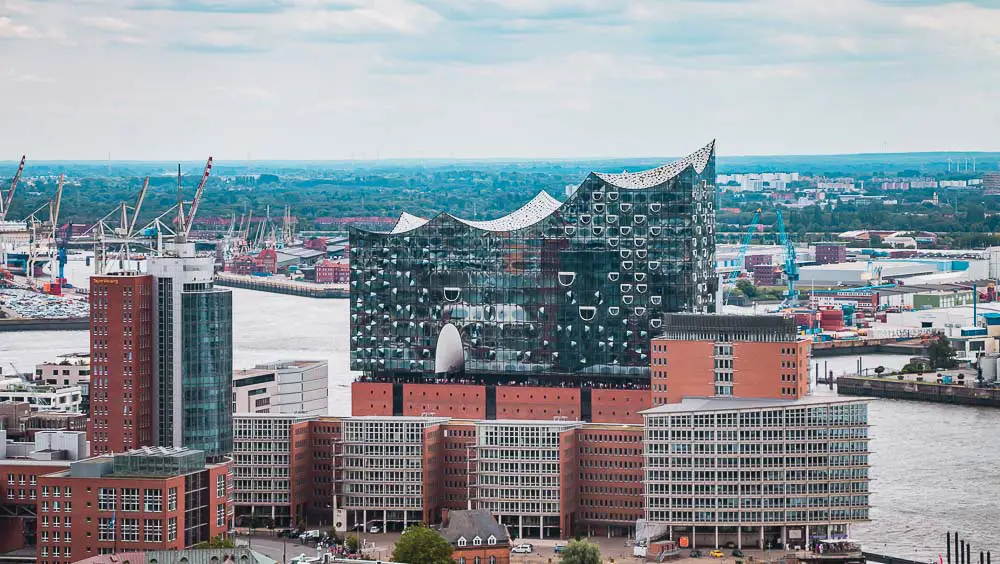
(776, 209, 799, 306)
(722, 208, 762, 306)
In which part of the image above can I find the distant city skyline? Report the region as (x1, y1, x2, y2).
(4, 0, 1000, 160)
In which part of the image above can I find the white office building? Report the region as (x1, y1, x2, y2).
(232, 360, 328, 415)
(643, 396, 870, 551)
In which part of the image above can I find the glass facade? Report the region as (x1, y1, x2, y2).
(156, 277, 174, 447)
(350, 142, 717, 382)
(181, 288, 234, 456)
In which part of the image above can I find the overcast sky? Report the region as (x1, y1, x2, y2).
(2, 0, 999, 160)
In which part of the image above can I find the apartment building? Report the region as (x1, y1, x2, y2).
(232, 361, 328, 416)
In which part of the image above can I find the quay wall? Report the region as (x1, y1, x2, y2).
(214, 273, 349, 298)
(0, 317, 89, 332)
(837, 376, 1000, 407)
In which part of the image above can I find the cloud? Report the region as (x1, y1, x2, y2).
(209, 85, 277, 102)
(170, 29, 265, 52)
(6, 69, 55, 84)
(294, 0, 442, 37)
(80, 16, 135, 32)
(135, 0, 295, 13)
(0, 15, 43, 38)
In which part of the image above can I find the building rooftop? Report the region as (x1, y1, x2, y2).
(73, 547, 277, 564)
(478, 418, 583, 427)
(439, 509, 510, 546)
(594, 140, 714, 189)
(641, 395, 869, 415)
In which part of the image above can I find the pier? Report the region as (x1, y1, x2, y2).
(811, 338, 928, 357)
(214, 272, 348, 299)
(837, 376, 1000, 407)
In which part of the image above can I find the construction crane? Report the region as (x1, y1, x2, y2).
(722, 208, 762, 306)
(183, 156, 213, 237)
(0, 155, 26, 221)
(776, 209, 799, 307)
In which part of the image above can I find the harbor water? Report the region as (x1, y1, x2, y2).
(1, 285, 999, 558)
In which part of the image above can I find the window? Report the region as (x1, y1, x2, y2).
(98, 518, 115, 541)
(122, 518, 139, 542)
(488, 535, 496, 545)
(457, 559, 466, 564)
(64, 531, 71, 543)
(167, 488, 177, 511)
(217, 475, 226, 497)
(489, 557, 496, 564)
(457, 537, 467, 547)
(122, 489, 139, 511)
(64, 486, 71, 498)
(98, 488, 116, 511)
(217, 504, 225, 527)
(474, 558, 481, 564)
(64, 502, 71, 512)
(144, 489, 162, 512)
(472, 536, 482, 546)
(145, 519, 163, 542)
(64, 517, 71, 528)
(167, 517, 177, 542)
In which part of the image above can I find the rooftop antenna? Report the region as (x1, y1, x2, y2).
(948, 158, 953, 173)
(107, 151, 111, 175)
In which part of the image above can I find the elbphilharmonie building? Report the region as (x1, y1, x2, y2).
(349, 141, 717, 383)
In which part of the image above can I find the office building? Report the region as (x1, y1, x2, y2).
(0, 431, 88, 553)
(0, 380, 83, 413)
(650, 314, 809, 406)
(0, 403, 87, 442)
(33, 354, 91, 387)
(37, 446, 232, 564)
(148, 240, 233, 457)
(350, 141, 717, 422)
(642, 396, 871, 549)
(88, 274, 155, 454)
(232, 360, 328, 415)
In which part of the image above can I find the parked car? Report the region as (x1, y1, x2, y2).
(710, 550, 725, 558)
(690, 550, 703, 558)
(299, 530, 322, 541)
(554, 544, 567, 554)
(277, 529, 296, 538)
(725, 542, 736, 549)
(733, 549, 745, 557)
(512, 544, 533, 554)
(369, 525, 381, 534)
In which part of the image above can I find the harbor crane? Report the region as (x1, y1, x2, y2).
(776, 209, 800, 307)
(722, 208, 762, 306)
(183, 156, 213, 237)
(0, 155, 26, 221)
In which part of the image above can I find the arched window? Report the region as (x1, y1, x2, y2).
(489, 556, 496, 564)
(474, 557, 481, 564)
(458, 558, 466, 564)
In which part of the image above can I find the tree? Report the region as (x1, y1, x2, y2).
(391, 525, 453, 564)
(560, 539, 601, 564)
(345, 533, 360, 553)
(874, 366, 885, 376)
(194, 536, 236, 549)
(735, 279, 758, 299)
(928, 336, 958, 369)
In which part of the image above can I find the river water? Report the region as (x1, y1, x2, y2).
(1, 288, 998, 559)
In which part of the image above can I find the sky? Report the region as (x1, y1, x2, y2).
(2, 0, 999, 160)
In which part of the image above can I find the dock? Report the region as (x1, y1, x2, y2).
(811, 337, 928, 357)
(214, 272, 349, 299)
(0, 317, 89, 332)
(837, 375, 1000, 407)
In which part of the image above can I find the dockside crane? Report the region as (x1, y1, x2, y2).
(722, 208, 762, 306)
(0, 155, 26, 221)
(183, 156, 213, 237)
(776, 209, 800, 307)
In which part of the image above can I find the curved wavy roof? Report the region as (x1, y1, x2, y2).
(377, 141, 714, 235)
(594, 140, 715, 189)
(454, 191, 562, 232)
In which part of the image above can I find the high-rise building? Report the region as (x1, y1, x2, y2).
(349, 142, 717, 422)
(148, 240, 233, 457)
(88, 274, 155, 454)
(650, 314, 809, 406)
